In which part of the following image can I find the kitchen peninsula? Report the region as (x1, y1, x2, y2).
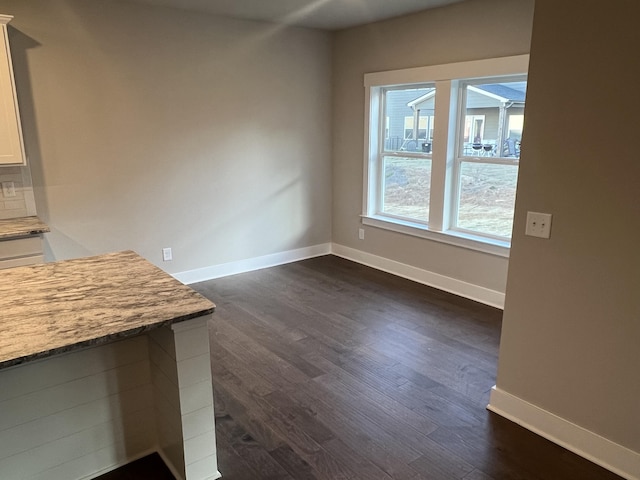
(0, 251, 221, 480)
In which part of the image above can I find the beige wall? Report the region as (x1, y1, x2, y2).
(496, 0, 640, 454)
(331, 0, 535, 294)
(0, 0, 332, 272)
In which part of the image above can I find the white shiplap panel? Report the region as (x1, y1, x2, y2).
(0, 359, 151, 431)
(175, 353, 212, 390)
(0, 406, 154, 479)
(179, 379, 215, 416)
(150, 357, 181, 411)
(0, 336, 148, 402)
(172, 319, 218, 479)
(154, 391, 184, 464)
(182, 406, 215, 442)
(183, 430, 217, 467)
(185, 453, 221, 480)
(173, 322, 212, 362)
(149, 325, 185, 477)
(0, 384, 153, 460)
(149, 330, 179, 385)
(148, 323, 177, 361)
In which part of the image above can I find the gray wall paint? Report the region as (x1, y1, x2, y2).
(496, 0, 640, 453)
(0, 0, 332, 272)
(331, 0, 535, 293)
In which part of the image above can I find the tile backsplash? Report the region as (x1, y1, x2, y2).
(0, 166, 36, 219)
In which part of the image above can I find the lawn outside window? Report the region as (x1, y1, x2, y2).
(362, 55, 529, 257)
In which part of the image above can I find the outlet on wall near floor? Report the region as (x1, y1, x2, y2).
(162, 247, 172, 261)
(358, 228, 365, 240)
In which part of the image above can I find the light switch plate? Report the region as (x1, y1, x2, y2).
(525, 211, 552, 239)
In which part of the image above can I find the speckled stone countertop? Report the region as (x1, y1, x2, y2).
(0, 250, 215, 369)
(0, 216, 50, 240)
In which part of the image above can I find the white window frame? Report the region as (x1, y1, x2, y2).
(362, 55, 529, 257)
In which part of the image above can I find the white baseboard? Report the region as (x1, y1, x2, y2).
(330, 243, 505, 309)
(173, 243, 332, 285)
(488, 386, 640, 480)
(174, 242, 504, 308)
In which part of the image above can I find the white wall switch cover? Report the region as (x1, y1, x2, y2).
(525, 211, 552, 239)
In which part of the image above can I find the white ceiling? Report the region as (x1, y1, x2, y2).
(126, 0, 467, 30)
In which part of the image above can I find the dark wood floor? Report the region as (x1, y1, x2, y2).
(190, 255, 620, 480)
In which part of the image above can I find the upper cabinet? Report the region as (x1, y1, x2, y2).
(0, 15, 26, 166)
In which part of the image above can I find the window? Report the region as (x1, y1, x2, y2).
(455, 78, 527, 238)
(363, 55, 529, 255)
(379, 86, 435, 222)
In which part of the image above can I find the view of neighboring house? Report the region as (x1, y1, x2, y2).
(385, 82, 526, 157)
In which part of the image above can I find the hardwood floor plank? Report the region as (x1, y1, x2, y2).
(215, 301, 326, 379)
(268, 445, 321, 480)
(263, 389, 336, 445)
(215, 408, 295, 480)
(283, 379, 425, 479)
(320, 437, 394, 480)
(209, 342, 278, 398)
(408, 449, 476, 480)
(463, 469, 498, 480)
(216, 431, 265, 480)
(212, 368, 287, 451)
(249, 393, 356, 480)
(303, 351, 438, 436)
(211, 319, 311, 387)
(349, 323, 496, 400)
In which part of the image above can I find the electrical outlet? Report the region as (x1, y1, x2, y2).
(162, 247, 173, 261)
(525, 211, 552, 239)
(2, 181, 16, 198)
(358, 228, 365, 240)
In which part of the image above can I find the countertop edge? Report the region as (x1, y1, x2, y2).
(0, 216, 51, 240)
(0, 307, 215, 370)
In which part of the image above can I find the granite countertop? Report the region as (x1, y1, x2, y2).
(0, 250, 215, 369)
(0, 216, 50, 240)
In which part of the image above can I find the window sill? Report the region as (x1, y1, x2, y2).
(361, 215, 510, 258)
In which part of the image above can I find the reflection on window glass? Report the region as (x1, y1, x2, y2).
(382, 156, 431, 222)
(457, 162, 518, 237)
(384, 86, 435, 153)
(460, 81, 527, 159)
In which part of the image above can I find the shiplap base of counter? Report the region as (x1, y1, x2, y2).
(150, 316, 220, 480)
(0, 315, 220, 480)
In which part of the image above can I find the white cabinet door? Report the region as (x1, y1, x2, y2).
(0, 15, 26, 166)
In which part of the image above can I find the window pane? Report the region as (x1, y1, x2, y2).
(457, 162, 518, 237)
(384, 87, 435, 153)
(460, 80, 527, 158)
(381, 156, 431, 222)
